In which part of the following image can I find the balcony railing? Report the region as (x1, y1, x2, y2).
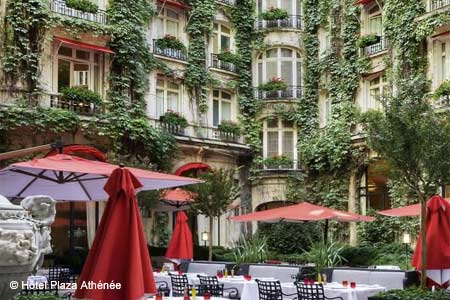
(50, 94, 102, 115)
(363, 36, 388, 56)
(152, 40, 188, 61)
(255, 15, 303, 30)
(149, 118, 245, 144)
(254, 160, 302, 173)
(430, 0, 450, 10)
(50, 0, 107, 24)
(254, 86, 303, 100)
(210, 54, 237, 73)
(216, 0, 236, 5)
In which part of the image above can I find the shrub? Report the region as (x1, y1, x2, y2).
(356, 34, 380, 48)
(60, 86, 102, 106)
(156, 34, 186, 51)
(65, 0, 98, 14)
(15, 294, 62, 300)
(260, 155, 293, 168)
(433, 80, 450, 99)
(218, 121, 240, 135)
(159, 110, 188, 128)
(258, 77, 288, 91)
(302, 241, 346, 274)
(217, 50, 239, 63)
(231, 235, 269, 263)
(260, 7, 289, 20)
(373, 288, 450, 300)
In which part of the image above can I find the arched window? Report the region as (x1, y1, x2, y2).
(263, 117, 297, 160)
(257, 48, 302, 86)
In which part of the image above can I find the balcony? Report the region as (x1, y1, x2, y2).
(152, 39, 188, 61)
(253, 159, 302, 175)
(255, 15, 303, 30)
(363, 36, 388, 56)
(50, 94, 102, 115)
(50, 0, 107, 24)
(210, 54, 237, 73)
(430, 0, 450, 10)
(149, 119, 245, 144)
(254, 86, 303, 101)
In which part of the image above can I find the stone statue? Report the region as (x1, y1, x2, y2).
(0, 195, 56, 300)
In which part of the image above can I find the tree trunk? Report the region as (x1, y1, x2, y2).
(208, 216, 214, 261)
(419, 193, 427, 289)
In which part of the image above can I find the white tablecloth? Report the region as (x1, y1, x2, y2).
(27, 275, 48, 285)
(147, 297, 228, 300)
(240, 281, 386, 300)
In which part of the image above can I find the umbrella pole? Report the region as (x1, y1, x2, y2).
(324, 219, 329, 244)
(69, 202, 75, 255)
(95, 202, 99, 230)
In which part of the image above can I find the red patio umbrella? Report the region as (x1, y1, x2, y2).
(165, 211, 193, 262)
(411, 195, 450, 288)
(377, 203, 421, 217)
(74, 167, 157, 300)
(154, 188, 197, 212)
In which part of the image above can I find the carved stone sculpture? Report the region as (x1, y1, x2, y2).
(0, 195, 56, 300)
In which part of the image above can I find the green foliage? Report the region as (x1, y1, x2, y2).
(65, 0, 98, 13)
(259, 155, 293, 168)
(258, 78, 288, 91)
(257, 222, 321, 255)
(374, 289, 450, 300)
(60, 86, 103, 106)
(156, 34, 186, 51)
(153, 212, 170, 247)
(356, 34, 379, 48)
(217, 50, 239, 64)
(15, 293, 62, 300)
(433, 80, 450, 99)
(217, 120, 240, 135)
(302, 241, 346, 274)
(259, 8, 289, 20)
(232, 235, 269, 264)
(159, 110, 189, 128)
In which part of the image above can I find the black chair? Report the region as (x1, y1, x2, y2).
(155, 280, 170, 296)
(197, 275, 239, 299)
(256, 279, 297, 300)
(169, 273, 192, 296)
(294, 282, 343, 300)
(48, 265, 72, 282)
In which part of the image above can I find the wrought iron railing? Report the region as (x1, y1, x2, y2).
(255, 15, 303, 30)
(153, 40, 188, 61)
(254, 86, 303, 100)
(210, 54, 237, 73)
(50, 0, 107, 24)
(50, 93, 102, 115)
(254, 159, 302, 173)
(364, 36, 388, 56)
(430, 0, 450, 10)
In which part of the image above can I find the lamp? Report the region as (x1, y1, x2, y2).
(202, 231, 209, 247)
(403, 232, 411, 269)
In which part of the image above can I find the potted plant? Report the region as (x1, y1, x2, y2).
(301, 241, 346, 281)
(433, 80, 450, 101)
(217, 120, 240, 141)
(217, 49, 239, 64)
(65, 0, 99, 14)
(356, 34, 380, 48)
(159, 110, 188, 134)
(156, 34, 186, 51)
(60, 86, 102, 113)
(262, 155, 293, 169)
(258, 77, 288, 91)
(260, 7, 289, 21)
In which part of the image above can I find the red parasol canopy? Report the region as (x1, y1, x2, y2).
(377, 203, 421, 217)
(74, 167, 156, 300)
(165, 211, 193, 261)
(411, 195, 450, 288)
(231, 202, 375, 222)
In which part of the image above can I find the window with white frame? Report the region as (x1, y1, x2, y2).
(213, 23, 232, 53)
(434, 39, 450, 86)
(367, 4, 382, 35)
(213, 90, 232, 126)
(156, 7, 181, 39)
(56, 45, 102, 93)
(263, 118, 297, 159)
(367, 75, 387, 111)
(156, 76, 181, 118)
(257, 0, 301, 15)
(257, 48, 302, 86)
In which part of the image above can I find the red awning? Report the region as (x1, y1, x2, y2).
(157, 0, 190, 10)
(54, 37, 114, 54)
(174, 162, 210, 176)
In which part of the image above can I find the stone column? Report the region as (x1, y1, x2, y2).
(348, 171, 358, 246)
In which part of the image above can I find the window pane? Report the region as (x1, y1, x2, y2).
(76, 50, 90, 60)
(213, 100, 219, 126)
(167, 20, 179, 37)
(156, 89, 164, 117)
(213, 90, 220, 97)
(266, 61, 277, 81)
(283, 120, 294, 128)
(281, 48, 292, 58)
(58, 59, 71, 92)
(369, 15, 382, 35)
(281, 61, 293, 85)
(167, 91, 178, 111)
(156, 18, 164, 39)
(280, 0, 292, 14)
(221, 25, 231, 34)
(267, 132, 279, 157)
(167, 9, 179, 19)
(221, 35, 230, 51)
(167, 81, 179, 90)
(296, 62, 302, 85)
(58, 46, 72, 57)
(282, 131, 294, 158)
(266, 49, 278, 58)
(267, 0, 277, 9)
(74, 64, 89, 87)
(94, 53, 100, 63)
(94, 65, 100, 93)
(213, 33, 219, 53)
(221, 101, 231, 121)
(221, 91, 232, 99)
(267, 118, 278, 128)
(157, 78, 164, 87)
(258, 63, 263, 84)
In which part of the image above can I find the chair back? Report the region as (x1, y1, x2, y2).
(197, 275, 223, 296)
(48, 265, 71, 282)
(169, 273, 191, 296)
(295, 282, 326, 300)
(255, 279, 283, 300)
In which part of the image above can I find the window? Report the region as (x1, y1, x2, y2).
(156, 7, 180, 39)
(257, 0, 301, 15)
(257, 48, 302, 86)
(263, 118, 297, 159)
(213, 23, 232, 53)
(368, 75, 387, 110)
(56, 45, 102, 93)
(367, 4, 382, 35)
(212, 90, 232, 126)
(156, 76, 181, 118)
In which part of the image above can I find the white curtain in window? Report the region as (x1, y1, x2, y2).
(221, 102, 231, 121)
(267, 132, 279, 157)
(281, 61, 293, 85)
(167, 91, 178, 111)
(156, 89, 164, 117)
(266, 61, 277, 81)
(369, 16, 382, 35)
(282, 131, 294, 158)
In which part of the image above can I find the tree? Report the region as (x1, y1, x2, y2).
(362, 76, 450, 288)
(188, 168, 240, 261)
